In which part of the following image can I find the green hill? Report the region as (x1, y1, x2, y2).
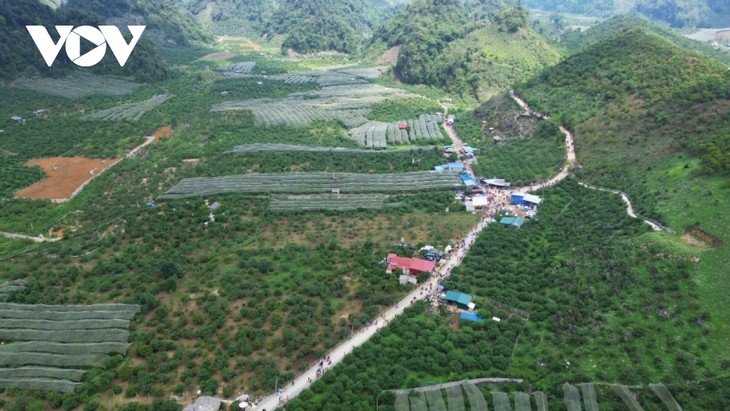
(181, 0, 400, 52)
(0, 0, 171, 81)
(524, 0, 730, 28)
(468, 27, 730, 361)
(64, 0, 211, 45)
(561, 15, 730, 66)
(371, 1, 559, 99)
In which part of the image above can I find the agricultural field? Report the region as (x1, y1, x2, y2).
(0, 280, 25, 302)
(81, 94, 173, 122)
(218, 61, 256, 74)
(347, 114, 445, 147)
(269, 194, 400, 212)
(11, 72, 141, 99)
(159, 171, 464, 199)
(15, 157, 121, 201)
(0, 303, 139, 393)
(211, 83, 414, 129)
(227, 143, 437, 154)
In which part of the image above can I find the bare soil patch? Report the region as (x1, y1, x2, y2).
(376, 46, 400, 66)
(240, 40, 262, 52)
(201, 51, 238, 61)
(15, 157, 121, 201)
(680, 234, 708, 249)
(153, 125, 173, 140)
(684, 226, 722, 247)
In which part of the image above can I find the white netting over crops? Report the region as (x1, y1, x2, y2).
(160, 171, 463, 199)
(12, 72, 141, 99)
(82, 94, 172, 121)
(0, 303, 139, 392)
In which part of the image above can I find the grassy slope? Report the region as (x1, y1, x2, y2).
(446, 24, 561, 100)
(510, 28, 730, 366)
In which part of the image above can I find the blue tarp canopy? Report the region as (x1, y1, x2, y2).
(500, 216, 525, 228)
(459, 173, 478, 188)
(460, 312, 484, 322)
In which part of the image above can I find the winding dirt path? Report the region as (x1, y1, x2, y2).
(0, 231, 62, 243)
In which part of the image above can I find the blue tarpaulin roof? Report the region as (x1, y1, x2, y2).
(460, 312, 484, 322)
(444, 290, 472, 306)
(500, 216, 525, 228)
(459, 173, 478, 188)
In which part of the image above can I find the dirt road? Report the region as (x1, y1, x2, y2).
(0, 231, 62, 243)
(254, 101, 575, 410)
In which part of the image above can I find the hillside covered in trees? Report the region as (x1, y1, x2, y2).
(560, 15, 730, 66)
(181, 0, 404, 53)
(371, 0, 560, 98)
(0, 0, 206, 81)
(524, 0, 730, 28)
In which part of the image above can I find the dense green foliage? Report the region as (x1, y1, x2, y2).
(286, 302, 526, 411)
(560, 15, 730, 66)
(184, 0, 402, 39)
(514, 28, 730, 218)
(64, 0, 211, 45)
(374, 0, 559, 98)
(470, 121, 565, 184)
(0, 0, 170, 82)
(382, 0, 474, 85)
(281, 15, 360, 54)
(367, 98, 443, 122)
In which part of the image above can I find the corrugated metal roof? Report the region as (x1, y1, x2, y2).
(444, 290, 472, 305)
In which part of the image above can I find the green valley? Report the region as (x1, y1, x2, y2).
(0, 2, 729, 410)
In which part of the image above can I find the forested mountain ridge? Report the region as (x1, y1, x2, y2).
(475, 28, 729, 218)
(0, 0, 171, 81)
(524, 0, 730, 28)
(64, 0, 211, 45)
(560, 15, 730, 66)
(180, 0, 401, 53)
(371, 0, 560, 99)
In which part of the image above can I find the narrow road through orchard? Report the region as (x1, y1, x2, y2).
(252, 91, 661, 409)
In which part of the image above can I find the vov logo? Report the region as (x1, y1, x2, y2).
(26, 25, 145, 67)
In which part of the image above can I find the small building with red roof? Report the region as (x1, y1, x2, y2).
(386, 253, 435, 276)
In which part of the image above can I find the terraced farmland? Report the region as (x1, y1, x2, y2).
(82, 94, 172, 121)
(227, 143, 437, 154)
(269, 193, 400, 212)
(159, 171, 463, 199)
(12, 72, 141, 99)
(219, 61, 256, 74)
(0, 303, 139, 392)
(347, 114, 445, 147)
(211, 83, 413, 128)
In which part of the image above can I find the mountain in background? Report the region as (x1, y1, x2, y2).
(473, 28, 729, 219)
(0, 0, 180, 81)
(560, 15, 730, 66)
(180, 0, 405, 54)
(524, 0, 730, 28)
(369, 0, 560, 99)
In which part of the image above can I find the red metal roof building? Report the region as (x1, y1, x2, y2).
(386, 253, 435, 276)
